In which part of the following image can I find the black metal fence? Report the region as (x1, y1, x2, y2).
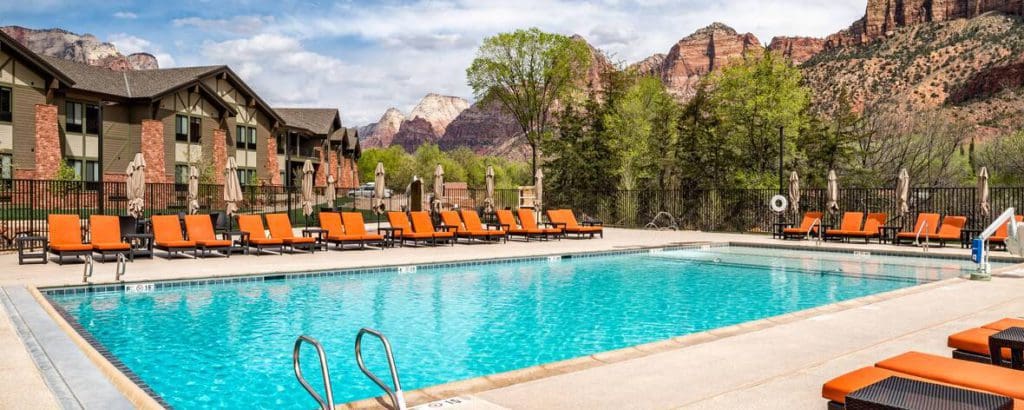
(0, 178, 1021, 250)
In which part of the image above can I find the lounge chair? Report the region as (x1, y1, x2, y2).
(948, 318, 1024, 363)
(319, 212, 364, 250)
(440, 211, 503, 243)
(894, 213, 941, 245)
(824, 212, 863, 241)
(822, 351, 1024, 409)
(989, 216, 1024, 249)
(266, 214, 318, 253)
(410, 211, 456, 246)
(520, 209, 563, 240)
(546, 209, 602, 239)
(460, 209, 506, 243)
(495, 209, 544, 241)
(89, 215, 132, 262)
(237, 215, 284, 255)
(342, 212, 385, 248)
(386, 211, 434, 246)
(835, 212, 887, 243)
(48, 214, 92, 265)
(926, 215, 967, 247)
(151, 215, 197, 258)
(782, 211, 824, 240)
(184, 215, 233, 257)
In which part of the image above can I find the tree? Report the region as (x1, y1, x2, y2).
(603, 76, 681, 191)
(466, 28, 592, 181)
(978, 129, 1024, 185)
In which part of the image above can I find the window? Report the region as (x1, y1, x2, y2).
(175, 115, 189, 141)
(85, 104, 99, 135)
(0, 87, 11, 123)
(236, 169, 256, 185)
(66, 102, 83, 133)
(236, 126, 256, 150)
(190, 117, 202, 144)
(175, 164, 190, 184)
(66, 159, 99, 182)
(0, 154, 11, 179)
(276, 135, 285, 154)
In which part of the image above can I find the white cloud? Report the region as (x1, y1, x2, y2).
(113, 11, 137, 19)
(172, 15, 276, 36)
(109, 33, 176, 67)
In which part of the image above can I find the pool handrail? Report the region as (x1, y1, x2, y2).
(914, 220, 930, 252)
(355, 327, 406, 410)
(976, 207, 1018, 278)
(293, 335, 335, 410)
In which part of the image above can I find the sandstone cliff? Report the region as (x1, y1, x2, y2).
(768, 36, 826, 65)
(408, 94, 470, 136)
(825, 0, 1024, 48)
(362, 108, 406, 148)
(1, 26, 159, 71)
(641, 23, 761, 100)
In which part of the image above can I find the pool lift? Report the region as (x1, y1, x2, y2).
(293, 328, 407, 410)
(973, 207, 1022, 280)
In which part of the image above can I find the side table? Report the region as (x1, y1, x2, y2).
(122, 233, 154, 260)
(846, 376, 1011, 410)
(16, 235, 47, 265)
(221, 231, 250, 255)
(990, 326, 1024, 370)
(377, 227, 403, 248)
(879, 226, 901, 244)
(301, 228, 328, 252)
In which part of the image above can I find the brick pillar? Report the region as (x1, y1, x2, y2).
(339, 158, 359, 188)
(266, 137, 281, 186)
(212, 129, 226, 184)
(141, 120, 167, 183)
(327, 150, 339, 187)
(33, 104, 60, 180)
(315, 149, 327, 187)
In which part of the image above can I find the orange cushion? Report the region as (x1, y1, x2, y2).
(401, 232, 434, 239)
(565, 226, 599, 233)
(49, 214, 83, 246)
(327, 234, 363, 242)
(249, 238, 283, 245)
(360, 234, 384, 241)
(320, 213, 346, 238)
(92, 242, 130, 251)
(822, 366, 1024, 407)
(152, 215, 186, 243)
(283, 237, 316, 244)
(432, 231, 455, 238)
(948, 328, 1011, 360)
(90, 215, 123, 245)
(985, 318, 1024, 331)
(341, 212, 369, 236)
(876, 351, 1024, 399)
(196, 239, 232, 247)
(184, 215, 218, 242)
(157, 240, 195, 248)
(783, 227, 817, 234)
(51, 243, 93, 252)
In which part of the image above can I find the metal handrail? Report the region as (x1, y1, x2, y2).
(81, 255, 93, 283)
(115, 253, 127, 281)
(976, 207, 1018, 278)
(806, 218, 823, 246)
(355, 328, 406, 410)
(914, 221, 930, 252)
(293, 335, 335, 410)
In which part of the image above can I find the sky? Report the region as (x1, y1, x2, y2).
(1, 0, 865, 126)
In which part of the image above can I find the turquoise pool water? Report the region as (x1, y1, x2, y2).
(48, 246, 994, 409)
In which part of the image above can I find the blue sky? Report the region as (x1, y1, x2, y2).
(1, 0, 864, 125)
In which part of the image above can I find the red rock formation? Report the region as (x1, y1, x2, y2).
(439, 100, 524, 160)
(826, 0, 1024, 48)
(361, 108, 406, 148)
(660, 23, 761, 100)
(630, 54, 666, 77)
(390, 118, 437, 153)
(0, 26, 160, 71)
(768, 36, 826, 65)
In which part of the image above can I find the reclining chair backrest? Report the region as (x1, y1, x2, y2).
(238, 215, 269, 240)
(266, 214, 297, 239)
(913, 213, 941, 235)
(862, 213, 887, 235)
(518, 209, 542, 230)
(48, 214, 83, 246)
(387, 211, 411, 231)
(90, 215, 123, 245)
(937, 216, 967, 237)
(461, 210, 487, 231)
(798, 212, 824, 230)
(320, 212, 345, 237)
(495, 210, 518, 228)
(341, 213, 369, 236)
(439, 211, 463, 230)
(152, 215, 185, 243)
(994, 215, 1024, 238)
(839, 212, 864, 231)
(410, 211, 436, 234)
(184, 215, 217, 241)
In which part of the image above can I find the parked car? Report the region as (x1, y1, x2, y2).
(347, 183, 392, 198)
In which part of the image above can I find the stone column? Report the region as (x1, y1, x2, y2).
(212, 129, 227, 184)
(33, 104, 60, 180)
(266, 137, 281, 185)
(327, 150, 339, 187)
(141, 120, 167, 183)
(315, 148, 327, 187)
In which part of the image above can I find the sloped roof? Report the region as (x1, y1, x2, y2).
(275, 108, 342, 135)
(41, 55, 222, 99)
(0, 30, 74, 86)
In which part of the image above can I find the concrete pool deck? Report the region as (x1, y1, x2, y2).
(0, 228, 1021, 409)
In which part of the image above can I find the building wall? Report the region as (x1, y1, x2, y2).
(51, 91, 135, 179)
(0, 48, 50, 175)
(157, 88, 222, 182)
(202, 75, 277, 185)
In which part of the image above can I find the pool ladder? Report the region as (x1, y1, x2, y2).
(293, 328, 407, 410)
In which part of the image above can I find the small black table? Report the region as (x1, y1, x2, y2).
(16, 234, 47, 265)
(961, 228, 983, 249)
(122, 233, 154, 259)
(301, 228, 328, 252)
(846, 376, 1012, 410)
(879, 226, 901, 244)
(377, 227, 403, 248)
(772, 222, 792, 239)
(221, 231, 250, 255)
(990, 326, 1024, 370)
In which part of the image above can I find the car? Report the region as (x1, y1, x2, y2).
(347, 183, 392, 198)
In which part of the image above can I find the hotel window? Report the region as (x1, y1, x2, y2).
(0, 87, 11, 122)
(236, 169, 256, 185)
(0, 154, 11, 179)
(174, 164, 190, 184)
(236, 126, 256, 150)
(85, 104, 100, 135)
(67, 159, 99, 182)
(176, 115, 202, 143)
(276, 135, 285, 154)
(66, 102, 83, 133)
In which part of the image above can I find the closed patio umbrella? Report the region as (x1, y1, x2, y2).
(325, 174, 336, 210)
(432, 164, 444, 212)
(374, 162, 386, 214)
(301, 160, 315, 219)
(125, 153, 146, 218)
(187, 165, 200, 215)
(788, 171, 800, 217)
(978, 167, 991, 219)
(826, 170, 839, 214)
(484, 165, 495, 214)
(897, 168, 910, 220)
(534, 167, 544, 219)
(224, 157, 243, 230)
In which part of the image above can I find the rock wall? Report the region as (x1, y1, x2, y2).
(1, 26, 160, 71)
(658, 23, 761, 100)
(826, 0, 1024, 47)
(768, 36, 826, 65)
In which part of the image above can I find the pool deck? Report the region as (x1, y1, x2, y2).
(0, 228, 1022, 409)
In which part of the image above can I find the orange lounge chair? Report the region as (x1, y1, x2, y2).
(342, 212, 385, 248)
(948, 318, 1024, 363)
(547, 209, 602, 239)
(410, 211, 455, 246)
(151, 215, 197, 258)
(460, 209, 506, 243)
(237, 215, 284, 255)
(822, 351, 1024, 408)
(782, 211, 824, 240)
(266, 214, 318, 253)
(184, 215, 233, 257)
(837, 212, 887, 243)
(386, 211, 433, 246)
(824, 212, 863, 241)
(929, 215, 967, 247)
(89, 215, 132, 262)
(48, 214, 92, 265)
(894, 213, 940, 245)
(441, 211, 503, 243)
(319, 212, 364, 249)
(990, 216, 1024, 249)
(495, 209, 544, 241)
(520, 209, 562, 240)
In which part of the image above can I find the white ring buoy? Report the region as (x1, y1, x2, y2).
(769, 195, 788, 213)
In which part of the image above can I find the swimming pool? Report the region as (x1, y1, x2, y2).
(46, 245, 996, 408)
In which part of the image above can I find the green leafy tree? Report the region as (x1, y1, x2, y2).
(55, 159, 79, 181)
(466, 28, 592, 180)
(603, 76, 681, 191)
(358, 146, 414, 191)
(978, 129, 1024, 185)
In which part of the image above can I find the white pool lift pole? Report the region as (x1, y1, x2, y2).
(973, 207, 1017, 280)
